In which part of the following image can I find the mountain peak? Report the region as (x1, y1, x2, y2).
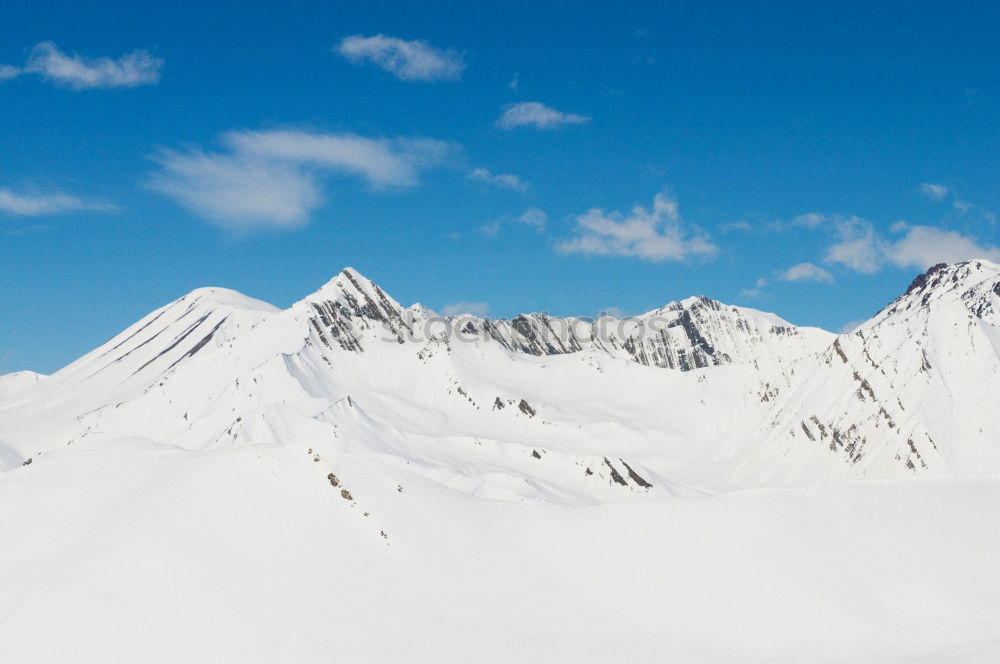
(177, 286, 279, 313)
(902, 259, 1000, 297)
(306, 267, 391, 305)
(873, 259, 1000, 324)
(297, 267, 412, 352)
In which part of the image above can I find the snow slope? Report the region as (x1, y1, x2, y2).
(3, 259, 1000, 661)
(3, 442, 1000, 663)
(750, 260, 1000, 481)
(0, 370, 45, 402)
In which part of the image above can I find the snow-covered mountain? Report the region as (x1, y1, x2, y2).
(4, 260, 1000, 662)
(3, 260, 1000, 497)
(748, 259, 1000, 482)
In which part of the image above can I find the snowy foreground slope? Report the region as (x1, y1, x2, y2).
(0, 370, 45, 402)
(3, 259, 1000, 662)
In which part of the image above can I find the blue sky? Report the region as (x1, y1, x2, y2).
(3, 0, 1000, 373)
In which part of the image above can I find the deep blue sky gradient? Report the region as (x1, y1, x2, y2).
(2, 1, 999, 372)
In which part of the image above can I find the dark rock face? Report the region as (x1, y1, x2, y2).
(604, 458, 628, 486)
(905, 263, 949, 296)
(309, 302, 364, 352)
(483, 314, 583, 356)
(477, 296, 778, 372)
(620, 460, 652, 488)
(307, 269, 414, 353)
(304, 268, 811, 373)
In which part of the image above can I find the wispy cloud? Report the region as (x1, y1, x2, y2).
(222, 130, 451, 188)
(335, 34, 464, 82)
(479, 208, 547, 236)
(557, 192, 717, 262)
(148, 152, 321, 229)
(0, 187, 117, 216)
(918, 181, 995, 225)
(951, 199, 996, 226)
(441, 301, 489, 317)
(721, 220, 753, 232)
(467, 167, 528, 191)
(920, 182, 949, 201)
(478, 220, 501, 237)
(515, 208, 547, 232)
(497, 102, 589, 130)
(779, 262, 833, 283)
(739, 277, 769, 299)
(148, 129, 454, 230)
(0, 41, 161, 89)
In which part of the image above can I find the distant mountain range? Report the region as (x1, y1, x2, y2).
(4, 259, 999, 498)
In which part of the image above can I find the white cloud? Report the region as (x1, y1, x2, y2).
(557, 192, 717, 262)
(148, 129, 453, 229)
(920, 183, 949, 201)
(824, 216, 882, 274)
(515, 208, 547, 232)
(788, 210, 1000, 275)
(335, 34, 464, 82)
(478, 220, 501, 237)
(441, 301, 489, 317)
(0, 41, 162, 89)
(467, 167, 528, 191)
(497, 102, 589, 130)
(884, 224, 1000, 269)
(148, 151, 321, 229)
(821, 217, 1000, 274)
(767, 212, 826, 232)
(223, 130, 450, 188)
(0, 187, 116, 216)
(778, 203, 1000, 277)
(739, 278, 768, 299)
(780, 262, 833, 283)
(790, 212, 827, 228)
